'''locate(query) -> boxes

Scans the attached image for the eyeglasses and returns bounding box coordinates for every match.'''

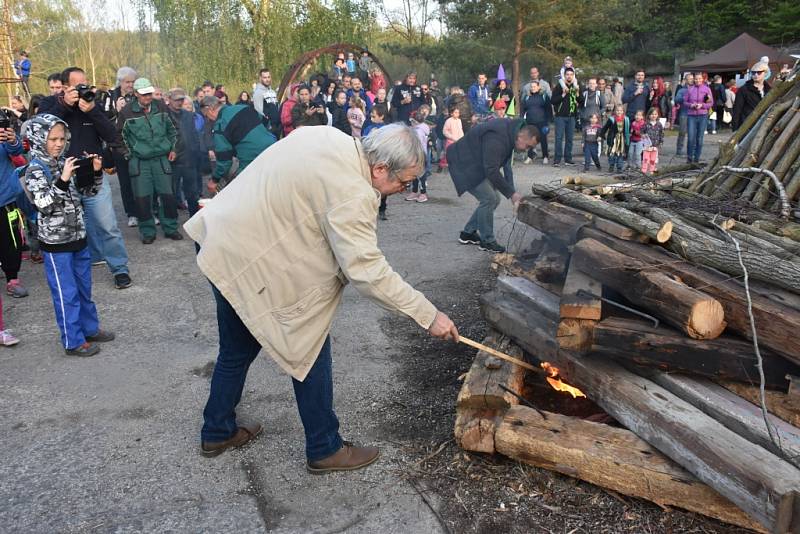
[751,70,766,75]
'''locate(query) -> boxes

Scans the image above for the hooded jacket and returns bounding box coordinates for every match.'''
[522,91,552,125]
[0,137,24,207]
[23,114,102,252]
[447,118,520,198]
[551,83,583,118]
[212,104,276,182]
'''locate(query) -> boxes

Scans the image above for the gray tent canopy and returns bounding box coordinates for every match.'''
[681,33,796,73]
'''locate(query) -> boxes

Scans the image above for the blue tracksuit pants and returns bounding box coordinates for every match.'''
[43,246,100,350]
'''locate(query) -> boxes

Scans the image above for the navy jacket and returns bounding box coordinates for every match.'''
[447,118,518,199]
[622,82,651,117]
[522,92,552,125]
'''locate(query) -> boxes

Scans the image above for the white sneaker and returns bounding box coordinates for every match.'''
[0,330,19,346]
[711,130,717,134]
[155,216,160,226]
[542,157,549,165]
[523,157,532,164]
[127,216,138,227]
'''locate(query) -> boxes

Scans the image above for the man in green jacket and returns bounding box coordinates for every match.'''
[117,77,181,243]
[200,95,276,194]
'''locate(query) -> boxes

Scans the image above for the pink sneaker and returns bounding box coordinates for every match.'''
[405,192,419,201]
[6,279,28,298]
[416,193,429,203]
[0,330,19,346]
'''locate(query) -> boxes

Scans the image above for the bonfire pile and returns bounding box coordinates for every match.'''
[455,148,800,531]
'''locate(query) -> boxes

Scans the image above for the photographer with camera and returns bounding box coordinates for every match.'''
[39,67,133,290]
[109,67,139,227]
[23,114,115,356]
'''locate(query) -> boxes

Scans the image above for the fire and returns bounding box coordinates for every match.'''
[540,362,586,399]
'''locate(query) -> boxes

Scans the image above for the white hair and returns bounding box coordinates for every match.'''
[360,123,424,178]
[116,66,138,85]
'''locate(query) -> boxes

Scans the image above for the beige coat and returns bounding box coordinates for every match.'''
[184,126,437,381]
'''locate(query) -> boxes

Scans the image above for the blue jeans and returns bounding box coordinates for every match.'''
[687,114,708,162]
[464,178,501,243]
[554,116,575,163]
[583,142,600,169]
[43,247,100,349]
[628,141,644,169]
[83,176,129,275]
[202,285,343,461]
[676,114,688,155]
[608,154,624,172]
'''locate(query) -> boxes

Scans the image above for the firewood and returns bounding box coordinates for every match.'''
[480,291,559,363]
[454,407,499,453]
[591,216,649,242]
[456,334,527,410]
[560,261,602,320]
[718,380,800,428]
[578,226,800,364]
[650,373,800,466]
[593,317,797,389]
[530,185,673,243]
[516,197,592,245]
[496,406,766,533]
[496,275,560,322]
[484,288,800,532]
[753,220,800,243]
[556,318,595,353]
[640,206,800,294]
[571,238,726,339]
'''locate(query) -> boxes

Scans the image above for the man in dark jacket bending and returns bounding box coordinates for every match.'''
[447,119,539,253]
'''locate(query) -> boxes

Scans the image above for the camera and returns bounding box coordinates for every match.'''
[75,83,96,102]
[72,155,95,189]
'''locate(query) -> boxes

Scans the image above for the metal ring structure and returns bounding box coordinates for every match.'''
[277,43,393,103]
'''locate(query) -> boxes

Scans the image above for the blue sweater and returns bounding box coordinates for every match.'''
[0,140,24,206]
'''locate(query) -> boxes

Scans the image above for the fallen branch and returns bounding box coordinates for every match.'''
[722,166,790,219]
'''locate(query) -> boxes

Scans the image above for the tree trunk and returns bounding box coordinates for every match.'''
[511,6,523,105]
[496,406,767,533]
[530,185,673,243]
[578,226,800,364]
[571,238,726,339]
[457,334,527,410]
[593,317,797,389]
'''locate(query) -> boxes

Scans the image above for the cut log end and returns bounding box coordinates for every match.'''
[687,300,727,340]
[657,221,673,243]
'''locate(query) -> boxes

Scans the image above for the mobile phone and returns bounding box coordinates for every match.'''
[0,117,10,129]
[73,156,95,189]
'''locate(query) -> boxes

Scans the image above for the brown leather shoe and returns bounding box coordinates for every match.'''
[200,422,262,458]
[306,441,380,474]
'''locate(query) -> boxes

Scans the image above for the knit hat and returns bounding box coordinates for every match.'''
[133,78,155,95]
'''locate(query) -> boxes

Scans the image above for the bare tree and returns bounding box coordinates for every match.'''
[379,0,438,44]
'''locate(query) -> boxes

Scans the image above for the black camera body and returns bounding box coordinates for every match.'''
[75,84,96,102]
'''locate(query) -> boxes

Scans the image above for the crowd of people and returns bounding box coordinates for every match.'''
[0,47,791,475]
[0,51,787,352]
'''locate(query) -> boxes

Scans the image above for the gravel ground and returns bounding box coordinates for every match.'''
[0,129,750,533]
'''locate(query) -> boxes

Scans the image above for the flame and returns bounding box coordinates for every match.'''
[540,362,586,399]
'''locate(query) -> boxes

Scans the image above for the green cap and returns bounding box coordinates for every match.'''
[133,78,155,95]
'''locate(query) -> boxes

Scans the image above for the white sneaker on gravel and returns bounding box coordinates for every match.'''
[0,330,19,346]
[542,157,549,165]
[155,216,160,226]
[127,216,138,227]
[523,157,532,164]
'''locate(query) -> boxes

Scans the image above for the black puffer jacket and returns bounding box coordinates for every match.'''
[732,80,770,131]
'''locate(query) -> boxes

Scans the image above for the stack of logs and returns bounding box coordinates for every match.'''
[691,66,800,215]
[455,180,800,533]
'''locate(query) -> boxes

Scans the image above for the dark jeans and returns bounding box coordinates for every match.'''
[202,285,343,461]
[554,116,575,163]
[171,162,201,216]
[583,142,600,169]
[113,151,137,218]
[527,122,548,158]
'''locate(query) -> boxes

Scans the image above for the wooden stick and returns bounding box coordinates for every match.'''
[458,335,539,372]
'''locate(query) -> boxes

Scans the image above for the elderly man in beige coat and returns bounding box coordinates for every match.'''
[184,124,458,473]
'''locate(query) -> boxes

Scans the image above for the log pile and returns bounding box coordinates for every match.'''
[454,175,800,532]
[690,65,800,217]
